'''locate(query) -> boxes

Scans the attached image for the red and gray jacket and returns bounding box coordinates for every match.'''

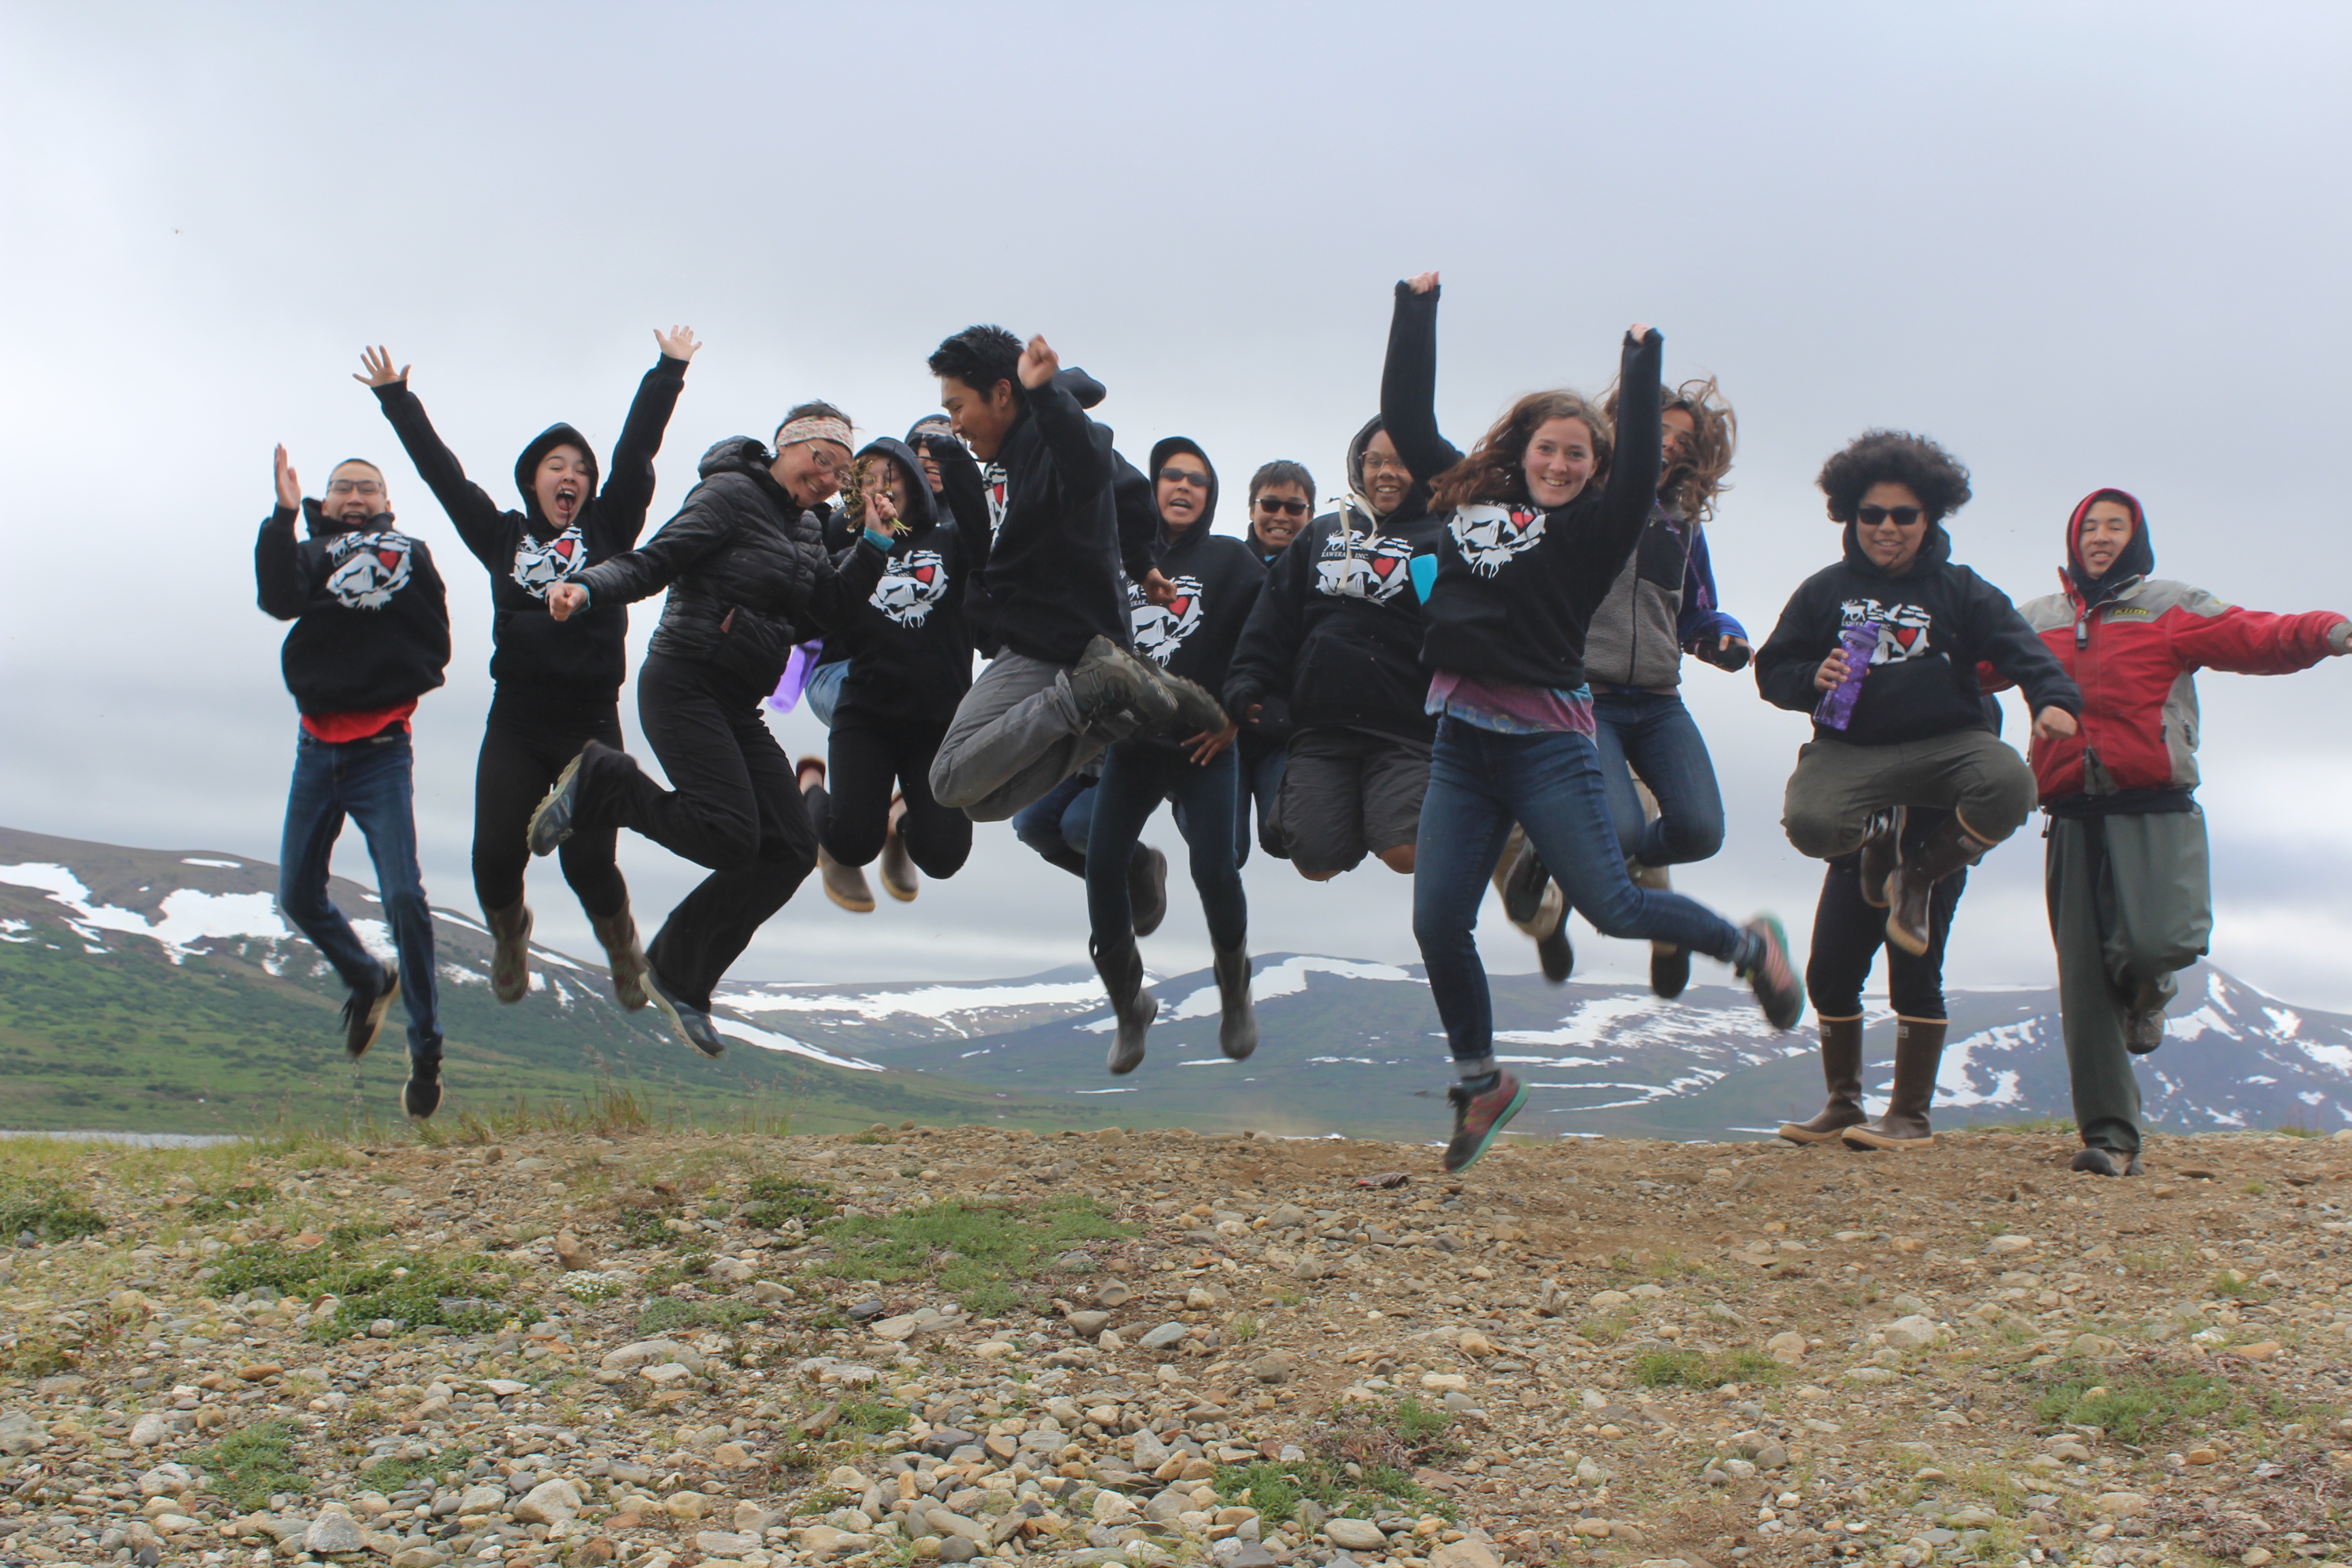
[2004,487,2349,814]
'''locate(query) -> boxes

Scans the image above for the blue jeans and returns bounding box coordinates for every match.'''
[803,658,849,728]
[1413,716,1743,1063]
[1236,738,1288,866]
[1014,773,1096,871]
[1592,690,1725,867]
[277,728,442,1065]
[1086,740,1247,949]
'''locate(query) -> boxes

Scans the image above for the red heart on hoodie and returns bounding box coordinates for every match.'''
[1372,556,1401,578]
[915,565,935,584]
[1891,624,1922,651]
[1170,597,1193,618]
[377,550,402,572]
[555,538,576,561]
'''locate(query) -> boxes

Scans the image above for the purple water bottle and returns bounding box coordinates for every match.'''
[1814,620,1880,730]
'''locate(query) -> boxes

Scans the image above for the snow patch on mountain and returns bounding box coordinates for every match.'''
[0,862,288,962]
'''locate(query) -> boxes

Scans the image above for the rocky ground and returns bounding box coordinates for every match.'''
[5,1121,2352,1568]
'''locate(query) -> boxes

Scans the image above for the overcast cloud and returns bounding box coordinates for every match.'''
[5,2,2349,1009]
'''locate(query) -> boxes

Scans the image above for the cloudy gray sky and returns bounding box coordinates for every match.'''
[6,2,2351,1010]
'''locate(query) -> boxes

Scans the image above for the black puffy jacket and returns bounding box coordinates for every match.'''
[574,438,887,696]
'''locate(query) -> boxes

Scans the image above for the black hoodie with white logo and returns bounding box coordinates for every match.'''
[1127,438,1265,715]
[830,436,994,730]
[255,500,451,716]
[371,353,687,700]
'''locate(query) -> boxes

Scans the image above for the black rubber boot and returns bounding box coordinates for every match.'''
[1091,935,1158,1075]
[1129,845,1169,938]
[1213,943,1258,1060]
[1780,1015,1867,1143]
[1885,816,1992,956]
[1843,1017,1948,1149]
[483,899,532,1004]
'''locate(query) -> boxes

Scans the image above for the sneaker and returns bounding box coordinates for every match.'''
[1650,943,1690,1000]
[1130,845,1169,938]
[403,1059,443,1121]
[1738,915,1805,1031]
[2070,1145,2144,1177]
[1443,1071,1528,1174]
[1067,636,1178,726]
[1501,839,1548,926]
[1536,923,1573,984]
[819,845,877,913]
[2125,1008,2166,1055]
[527,745,602,856]
[342,963,398,1061]
[644,964,726,1060]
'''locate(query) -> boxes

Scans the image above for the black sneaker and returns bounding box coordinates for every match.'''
[403,1059,443,1120]
[1738,915,1805,1031]
[1130,845,1169,938]
[342,962,398,1061]
[1650,943,1690,1000]
[1536,923,1573,983]
[644,964,726,1060]
[527,742,611,857]
[2070,1145,2143,1177]
[1443,1071,1527,1174]
[2125,1008,2166,1055]
[1501,840,1548,926]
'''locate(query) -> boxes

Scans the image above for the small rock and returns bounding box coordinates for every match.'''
[513,1479,581,1524]
[1987,1234,2036,1254]
[129,1412,171,1448]
[304,1514,368,1555]
[1420,1372,1468,1391]
[666,1490,712,1521]
[1068,1310,1111,1337]
[1093,1490,1140,1524]
[1766,1331,1807,1364]
[458,1484,506,1512]
[1848,1367,1897,1384]
[2243,1550,2276,1567]
[1573,1519,1614,1538]
[2094,1492,2151,1517]
[1249,1350,1296,1384]
[696,1531,762,1556]
[710,1441,753,1467]
[873,1313,923,1342]
[2237,1340,2283,1361]
[2072,1334,2122,1358]
[1325,1519,1388,1551]
[1882,1314,1942,1350]
[1589,1290,1633,1310]
[799,1524,875,1557]
[1139,1322,1189,1350]
[1098,1328,1124,1352]
[480,1378,530,1397]
[1097,1280,1135,1307]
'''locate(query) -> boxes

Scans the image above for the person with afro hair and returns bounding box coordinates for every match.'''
[1754,429,2082,1151]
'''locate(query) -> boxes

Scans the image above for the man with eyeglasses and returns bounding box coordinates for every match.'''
[255,446,453,1119]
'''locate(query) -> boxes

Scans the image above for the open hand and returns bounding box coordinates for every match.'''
[1406,271,1439,294]
[1185,723,1240,766]
[353,346,408,388]
[2033,706,2079,742]
[1017,334,1060,389]
[1814,649,1854,692]
[548,583,587,622]
[655,324,702,361]
[273,445,301,510]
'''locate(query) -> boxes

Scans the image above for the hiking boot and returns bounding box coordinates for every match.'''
[528,741,620,856]
[1129,845,1169,938]
[483,899,532,1004]
[1857,806,1905,909]
[2126,1008,2166,1055]
[403,1058,442,1120]
[1067,636,1178,726]
[1443,1071,1528,1174]
[644,964,726,1060]
[590,904,649,1011]
[1138,660,1228,736]
[796,754,826,793]
[1499,830,1547,926]
[879,794,919,902]
[1780,1014,1867,1144]
[1843,1017,1948,1150]
[342,962,398,1061]
[2070,1145,2144,1177]
[1738,915,1805,1030]
[1536,921,1574,984]
[818,843,876,913]
[1092,935,1158,1075]
[1650,945,1690,1000]
[1213,943,1258,1061]
[1885,814,1993,957]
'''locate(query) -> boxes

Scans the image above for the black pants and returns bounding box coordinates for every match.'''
[822,720,971,877]
[601,653,817,1011]
[473,694,627,917]
[1806,808,1967,1019]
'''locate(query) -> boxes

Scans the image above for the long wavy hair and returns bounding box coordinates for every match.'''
[1427,391,1614,512]
[1604,376,1735,525]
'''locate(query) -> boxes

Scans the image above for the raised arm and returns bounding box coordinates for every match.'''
[598,328,699,543]
[255,446,310,621]
[1019,335,1111,499]
[359,347,508,572]
[1379,274,1463,486]
[1564,327,1665,609]
[2163,595,2351,674]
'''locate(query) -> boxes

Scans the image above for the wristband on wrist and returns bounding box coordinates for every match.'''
[864,527,896,551]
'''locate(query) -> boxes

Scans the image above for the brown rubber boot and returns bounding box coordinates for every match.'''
[1857,805,1905,909]
[1778,1014,1867,1143]
[590,904,650,1011]
[1843,1017,1949,1149]
[483,899,532,1004]
[879,793,919,903]
[1884,815,1993,956]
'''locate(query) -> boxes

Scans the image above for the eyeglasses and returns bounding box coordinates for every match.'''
[1254,496,1309,517]
[805,446,853,477]
[1158,468,1209,489]
[1856,505,1925,528]
[326,479,383,497]
[1360,453,1409,476]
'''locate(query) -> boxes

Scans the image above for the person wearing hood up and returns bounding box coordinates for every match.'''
[1084,438,1269,1074]
[1757,430,2082,1152]
[1999,489,2351,1175]
[359,330,696,1013]
[255,446,451,1119]
[1222,419,1447,883]
[527,406,892,1060]
[798,434,992,912]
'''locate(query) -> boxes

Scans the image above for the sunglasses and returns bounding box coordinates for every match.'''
[1158,468,1210,489]
[1856,504,1925,527]
[326,480,383,497]
[1254,496,1309,517]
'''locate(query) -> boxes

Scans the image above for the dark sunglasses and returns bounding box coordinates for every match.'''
[1254,495,1309,517]
[1856,504,1925,527]
[1158,467,1210,489]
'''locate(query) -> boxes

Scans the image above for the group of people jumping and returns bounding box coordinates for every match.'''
[253,277,2351,1175]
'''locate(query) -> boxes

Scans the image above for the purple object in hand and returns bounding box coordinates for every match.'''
[1814,619,1880,730]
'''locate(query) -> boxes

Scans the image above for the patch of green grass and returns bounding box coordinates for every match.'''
[1578,1307,1635,1345]
[2241,1181,2269,1198]
[184,1183,274,1222]
[836,1399,911,1435]
[195,1421,310,1512]
[1215,1452,1452,1526]
[613,1204,680,1248]
[2212,1270,2269,1302]
[357,1446,474,1493]
[636,1298,772,1335]
[849,1132,892,1146]
[201,1235,509,1339]
[742,1177,836,1231]
[2027,1357,2283,1444]
[1631,1346,1786,1389]
[0,1174,106,1241]
[811,1196,1134,1314]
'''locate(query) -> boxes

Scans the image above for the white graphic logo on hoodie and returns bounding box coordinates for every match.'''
[1128,574,1205,666]
[1316,528,1416,602]
[870,549,951,627]
[1449,503,1546,577]
[510,525,586,599]
[324,532,415,610]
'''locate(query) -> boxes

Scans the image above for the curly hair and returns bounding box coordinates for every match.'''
[1816,430,1972,523]
[1604,377,1735,525]
[1428,391,1613,513]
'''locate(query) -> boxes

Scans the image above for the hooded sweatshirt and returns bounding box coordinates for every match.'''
[1125,439,1266,715]
[255,499,451,717]
[371,353,687,703]
[1223,416,1447,742]
[2002,488,2349,812]
[830,437,992,730]
[1754,517,2081,746]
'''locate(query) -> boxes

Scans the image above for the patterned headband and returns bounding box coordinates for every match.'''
[775,416,853,452]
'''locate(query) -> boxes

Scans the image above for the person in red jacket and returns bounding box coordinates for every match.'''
[2014,489,2350,1175]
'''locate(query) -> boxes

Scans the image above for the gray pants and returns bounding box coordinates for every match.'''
[1782,728,2038,859]
[2046,808,2211,1154]
[928,652,1132,822]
